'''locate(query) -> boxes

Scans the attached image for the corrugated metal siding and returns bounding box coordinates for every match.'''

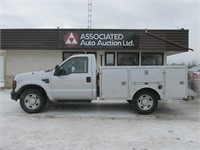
[1,29,59,49]
[0,29,188,51]
[138,30,188,51]
[139,31,166,51]
[164,30,188,51]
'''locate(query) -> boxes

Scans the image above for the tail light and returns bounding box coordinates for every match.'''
[192,73,200,79]
[188,73,193,79]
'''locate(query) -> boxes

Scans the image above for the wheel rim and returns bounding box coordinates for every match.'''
[24,94,40,110]
[137,94,153,111]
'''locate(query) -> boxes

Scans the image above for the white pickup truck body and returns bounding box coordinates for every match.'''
[11,54,188,114]
[100,66,187,100]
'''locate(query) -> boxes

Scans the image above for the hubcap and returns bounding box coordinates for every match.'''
[24,94,40,110]
[29,98,36,105]
[141,99,149,106]
[137,94,153,110]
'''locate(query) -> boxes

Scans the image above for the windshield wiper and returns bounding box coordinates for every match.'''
[45,68,53,72]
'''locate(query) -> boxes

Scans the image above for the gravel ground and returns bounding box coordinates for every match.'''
[0,90,200,150]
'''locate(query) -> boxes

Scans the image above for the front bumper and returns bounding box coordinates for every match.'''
[11,91,19,101]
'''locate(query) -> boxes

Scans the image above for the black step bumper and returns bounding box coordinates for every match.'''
[11,91,19,101]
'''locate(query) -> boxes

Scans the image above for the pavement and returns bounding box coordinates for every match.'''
[0,90,200,150]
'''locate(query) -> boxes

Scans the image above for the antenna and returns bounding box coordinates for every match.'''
[88,0,92,29]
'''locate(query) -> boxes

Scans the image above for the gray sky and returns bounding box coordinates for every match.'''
[1,0,199,64]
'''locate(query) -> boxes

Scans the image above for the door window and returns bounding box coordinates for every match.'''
[60,57,88,75]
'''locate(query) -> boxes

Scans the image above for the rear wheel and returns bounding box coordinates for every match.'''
[132,90,158,114]
[20,89,46,113]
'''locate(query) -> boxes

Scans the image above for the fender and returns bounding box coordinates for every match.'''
[15,78,54,101]
[130,84,163,100]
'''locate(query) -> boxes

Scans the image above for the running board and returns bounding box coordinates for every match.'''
[56,100,92,103]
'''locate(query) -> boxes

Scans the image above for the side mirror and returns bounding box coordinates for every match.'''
[54,65,60,76]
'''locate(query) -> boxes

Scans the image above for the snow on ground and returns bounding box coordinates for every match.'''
[0,90,200,150]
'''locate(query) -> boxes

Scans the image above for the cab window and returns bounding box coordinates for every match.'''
[60,57,88,75]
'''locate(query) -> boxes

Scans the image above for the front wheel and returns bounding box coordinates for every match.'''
[132,91,158,114]
[20,89,46,113]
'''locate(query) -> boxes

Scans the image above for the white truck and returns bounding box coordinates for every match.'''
[11,54,188,114]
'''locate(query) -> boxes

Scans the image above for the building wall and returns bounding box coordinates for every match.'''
[1,29,189,52]
[4,49,168,88]
[0,51,5,82]
[5,50,62,88]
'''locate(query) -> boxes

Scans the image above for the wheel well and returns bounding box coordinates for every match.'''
[18,85,48,100]
[132,88,161,101]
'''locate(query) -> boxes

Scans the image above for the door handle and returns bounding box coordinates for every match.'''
[86,77,91,83]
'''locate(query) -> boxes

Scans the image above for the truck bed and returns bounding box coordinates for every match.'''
[99,66,188,100]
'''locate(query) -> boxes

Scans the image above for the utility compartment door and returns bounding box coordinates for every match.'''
[164,68,187,98]
[130,68,163,83]
[100,68,128,99]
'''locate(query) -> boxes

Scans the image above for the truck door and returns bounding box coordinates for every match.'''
[51,56,93,100]
[100,68,128,99]
[164,68,187,99]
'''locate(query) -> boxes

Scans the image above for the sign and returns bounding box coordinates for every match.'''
[64,32,79,47]
[60,30,139,49]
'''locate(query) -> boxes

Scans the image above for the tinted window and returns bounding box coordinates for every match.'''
[141,53,163,65]
[117,53,139,66]
[60,57,88,75]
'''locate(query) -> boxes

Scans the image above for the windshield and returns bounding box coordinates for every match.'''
[189,66,200,72]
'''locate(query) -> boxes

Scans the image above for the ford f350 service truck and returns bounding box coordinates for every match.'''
[11,54,188,114]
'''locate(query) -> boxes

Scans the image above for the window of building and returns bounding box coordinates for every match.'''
[141,53,163,65]
[117,53,139,66]
[86,52,97,59]
[63,52,84,61]
[60,57,88,75]
[105,52,115,66]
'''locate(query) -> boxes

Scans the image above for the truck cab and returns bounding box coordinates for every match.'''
[11,54,97,113]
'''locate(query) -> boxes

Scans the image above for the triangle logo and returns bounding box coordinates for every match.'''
[72,39,77,44]
[65,38,72,44]
[69,33,75,39]
[64,32,79,47]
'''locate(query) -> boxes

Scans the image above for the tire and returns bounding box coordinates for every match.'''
[20,89,46,113]
[132,90,158,114]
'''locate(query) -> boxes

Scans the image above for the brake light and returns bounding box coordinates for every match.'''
[188,74,193,79]
[192,73,200,79]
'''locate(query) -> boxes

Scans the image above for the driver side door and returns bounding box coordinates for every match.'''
[51,56,93,100]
